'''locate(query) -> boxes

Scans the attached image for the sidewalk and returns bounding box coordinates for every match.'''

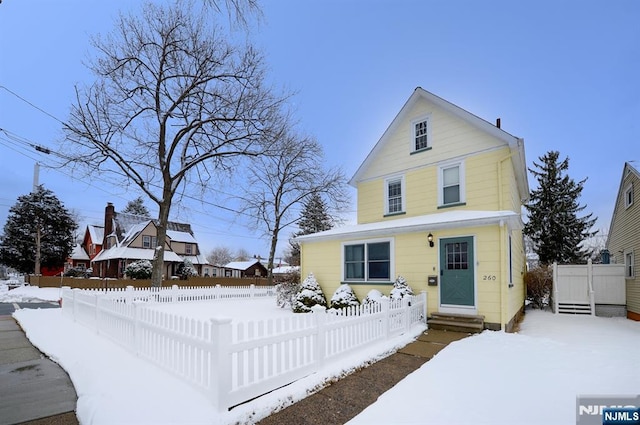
[0,316,77,425]
[257,329,470,425]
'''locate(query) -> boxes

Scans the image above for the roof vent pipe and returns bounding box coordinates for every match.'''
[496,118,501,128]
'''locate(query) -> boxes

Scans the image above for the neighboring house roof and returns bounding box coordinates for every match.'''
[272,265,299,275]
[92,246,183,263]
[87,225,104,245]
[184,254,209,265]
[71,244,90,261]
[295,210,522,243]
[224,260,262,271]
[349,87,529,202]
[167,230,197,244]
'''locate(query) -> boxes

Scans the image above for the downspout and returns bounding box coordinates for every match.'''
[497,153,513,329]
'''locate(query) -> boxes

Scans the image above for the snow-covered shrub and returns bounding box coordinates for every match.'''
[176,259,198,280]
[275,270,301,308]
[363,289,385,305]
[329,284,359,310]
[292,273,327,313]
[124,260,152,279]
[390,275,413,301]
[524,265,552,309]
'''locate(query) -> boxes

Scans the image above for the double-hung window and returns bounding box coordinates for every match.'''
[411,115,431,153]
[343,239,393,282]
[385,176,405,215]
[438,162,465,207]
[142,235,157,249]
[625,251,634,278]
[185,244,193,255]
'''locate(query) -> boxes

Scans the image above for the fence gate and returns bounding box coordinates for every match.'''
[552,260,626,316]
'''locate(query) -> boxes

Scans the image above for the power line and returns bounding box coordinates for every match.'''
[0,85,66,125]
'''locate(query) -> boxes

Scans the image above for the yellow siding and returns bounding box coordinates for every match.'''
[608,167,640,315]
[356,147,519,224]
[300,224,523,328]
[357,96,507,184]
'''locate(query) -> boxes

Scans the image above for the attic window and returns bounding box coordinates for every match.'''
[411,115,432,153]
[624,184,634,208]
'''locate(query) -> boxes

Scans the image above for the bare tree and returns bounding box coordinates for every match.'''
[207,246,234,266]
[234,248,250,261]
[240,128,347,285]
[62,1,286,286]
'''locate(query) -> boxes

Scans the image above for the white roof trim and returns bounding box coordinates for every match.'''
[295,210,522,243]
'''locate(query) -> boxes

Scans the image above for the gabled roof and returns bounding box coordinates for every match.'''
[167,230,197,244]
[295,210,522,243]
[70,243,90,261]
[224,260,262,271]
[606,162,640,247]
[87,225,104,245]
[349,87,529,201]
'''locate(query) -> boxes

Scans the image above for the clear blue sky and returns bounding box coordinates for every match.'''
[1,0,638,257]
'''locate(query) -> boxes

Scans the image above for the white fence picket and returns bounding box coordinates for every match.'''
[60,285,426,413]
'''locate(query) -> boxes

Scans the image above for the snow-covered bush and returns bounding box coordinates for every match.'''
[124,260,152,279]
[390,275,413,301]
[362,289,385,305]
[329,284,359,310]
[524,265,552,309]
[176,259,198,280]
[275,271,301,308]
[292,273,327,313]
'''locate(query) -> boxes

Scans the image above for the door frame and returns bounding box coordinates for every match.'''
[438,234,478,315]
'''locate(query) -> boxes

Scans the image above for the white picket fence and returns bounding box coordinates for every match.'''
[61,285,427,412]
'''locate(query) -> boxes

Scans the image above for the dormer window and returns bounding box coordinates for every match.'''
[185,244,193,255]
[411,115,432,153]
[142,235,157,249]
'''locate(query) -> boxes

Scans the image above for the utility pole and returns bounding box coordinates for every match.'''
[33,162,41,275]
[33,162,40,191]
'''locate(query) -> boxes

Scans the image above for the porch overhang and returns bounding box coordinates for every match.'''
[295,210,522,244]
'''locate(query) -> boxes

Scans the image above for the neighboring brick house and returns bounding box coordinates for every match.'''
[91,203,209,278]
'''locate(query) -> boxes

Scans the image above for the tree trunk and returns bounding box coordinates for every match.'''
[151,199,171,288]
[34,225,41,275]
[266,228,279,286]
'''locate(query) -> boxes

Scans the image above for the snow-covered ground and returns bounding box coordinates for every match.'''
[4,283,640,425]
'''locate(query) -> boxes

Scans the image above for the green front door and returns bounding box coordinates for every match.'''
[440,236,475,307]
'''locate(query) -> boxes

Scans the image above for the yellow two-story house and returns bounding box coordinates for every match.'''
[296,87,529,332]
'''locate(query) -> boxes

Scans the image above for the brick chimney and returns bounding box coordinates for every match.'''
[104,203,115,247]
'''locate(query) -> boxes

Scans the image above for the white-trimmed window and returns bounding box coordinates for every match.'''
[438,161,465,206]
[343,239,393,282]
[625,184,634,208]
[625,251,634,278]
[411,115,431,152]
[185,244,193,255]
[385,176,405,215]
[142,235,157,249]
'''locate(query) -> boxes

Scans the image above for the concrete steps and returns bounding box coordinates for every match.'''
[427,312,485,333]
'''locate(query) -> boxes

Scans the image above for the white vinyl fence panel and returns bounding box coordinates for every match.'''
[61,284,427,412]
[553,260,625,316]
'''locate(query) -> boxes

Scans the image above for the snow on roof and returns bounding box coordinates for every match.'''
[120,221,151,247]
[92,246,183,263]
[295,210,522,243]
[71,244,90,261]
[183,254,209,265]
[272,265,299,275]
[224,260,261,270]
[166,230,197,243]
[87,225,104,245]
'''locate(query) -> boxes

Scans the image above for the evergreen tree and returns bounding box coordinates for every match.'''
[289,194,335,265]
[329,284,359,310]
[292,273,327,313]
[122,196,150,217]
[390,275,414,300]
[524,151,597,264]
[0,186,77,274]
